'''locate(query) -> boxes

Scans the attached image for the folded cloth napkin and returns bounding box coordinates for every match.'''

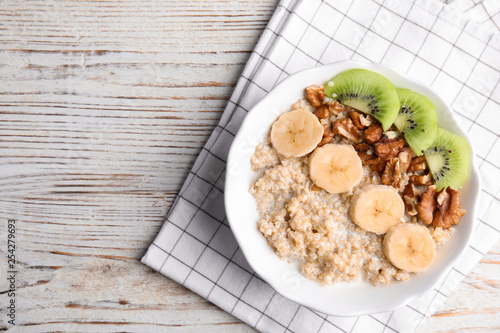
[142,0,500,331]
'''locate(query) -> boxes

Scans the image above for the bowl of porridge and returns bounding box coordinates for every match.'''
[224,61,480,316]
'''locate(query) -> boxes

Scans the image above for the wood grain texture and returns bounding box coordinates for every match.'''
[0,0,498,332]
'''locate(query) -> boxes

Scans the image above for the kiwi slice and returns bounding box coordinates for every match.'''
[393,88,438,156]
[424,128,470,191]
[324,69,400,131]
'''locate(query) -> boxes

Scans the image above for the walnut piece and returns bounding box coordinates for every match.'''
[327,100,345,115]
[403,183,419,216]
[409,173,433,186]
[417,185,437,225]
[381,157,401,188]
[373,137,405,159]
[305,85,325,108]
[363,123,383,144]
[360,154,380,166]
[354,143,371,152]
[349,111,372,129]
[317,122,334,147]
[371,159,388,172]
[398,147,413,173]
[408,155,427,172]
[332,118,362,143]
[313,105,329,119]
[354,143,379,165]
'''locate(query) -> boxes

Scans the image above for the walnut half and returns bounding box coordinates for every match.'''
[381,157,401,188]
[417,185,437,225]
[403,183,419,216]
[363,123,383,144]
[381,142,412,189]
[398,147,413,173]
[305,85,325,108]
[417,186,466,228]
[433,188,466,228]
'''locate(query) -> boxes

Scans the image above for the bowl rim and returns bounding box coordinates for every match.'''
[224,60,481,316]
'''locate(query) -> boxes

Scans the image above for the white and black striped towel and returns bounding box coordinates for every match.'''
[142,0,500,331]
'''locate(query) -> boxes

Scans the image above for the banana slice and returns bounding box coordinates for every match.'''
[270,108,324,158]
[383,223,436,273]
[308,144,363,194]
[350,185,404,234]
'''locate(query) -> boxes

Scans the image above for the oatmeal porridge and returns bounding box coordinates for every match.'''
[248,69,469,286]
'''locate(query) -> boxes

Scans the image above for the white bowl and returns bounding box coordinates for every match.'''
[224,61,480,316]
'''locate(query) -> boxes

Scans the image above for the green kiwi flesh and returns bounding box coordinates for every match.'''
[324,69,400,131]
[393,88,438,156]
[424,128,470,191]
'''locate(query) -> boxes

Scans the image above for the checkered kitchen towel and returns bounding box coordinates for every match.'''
[142,0,500,332]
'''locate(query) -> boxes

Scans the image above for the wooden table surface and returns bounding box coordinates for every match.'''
[0,0,499,332]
